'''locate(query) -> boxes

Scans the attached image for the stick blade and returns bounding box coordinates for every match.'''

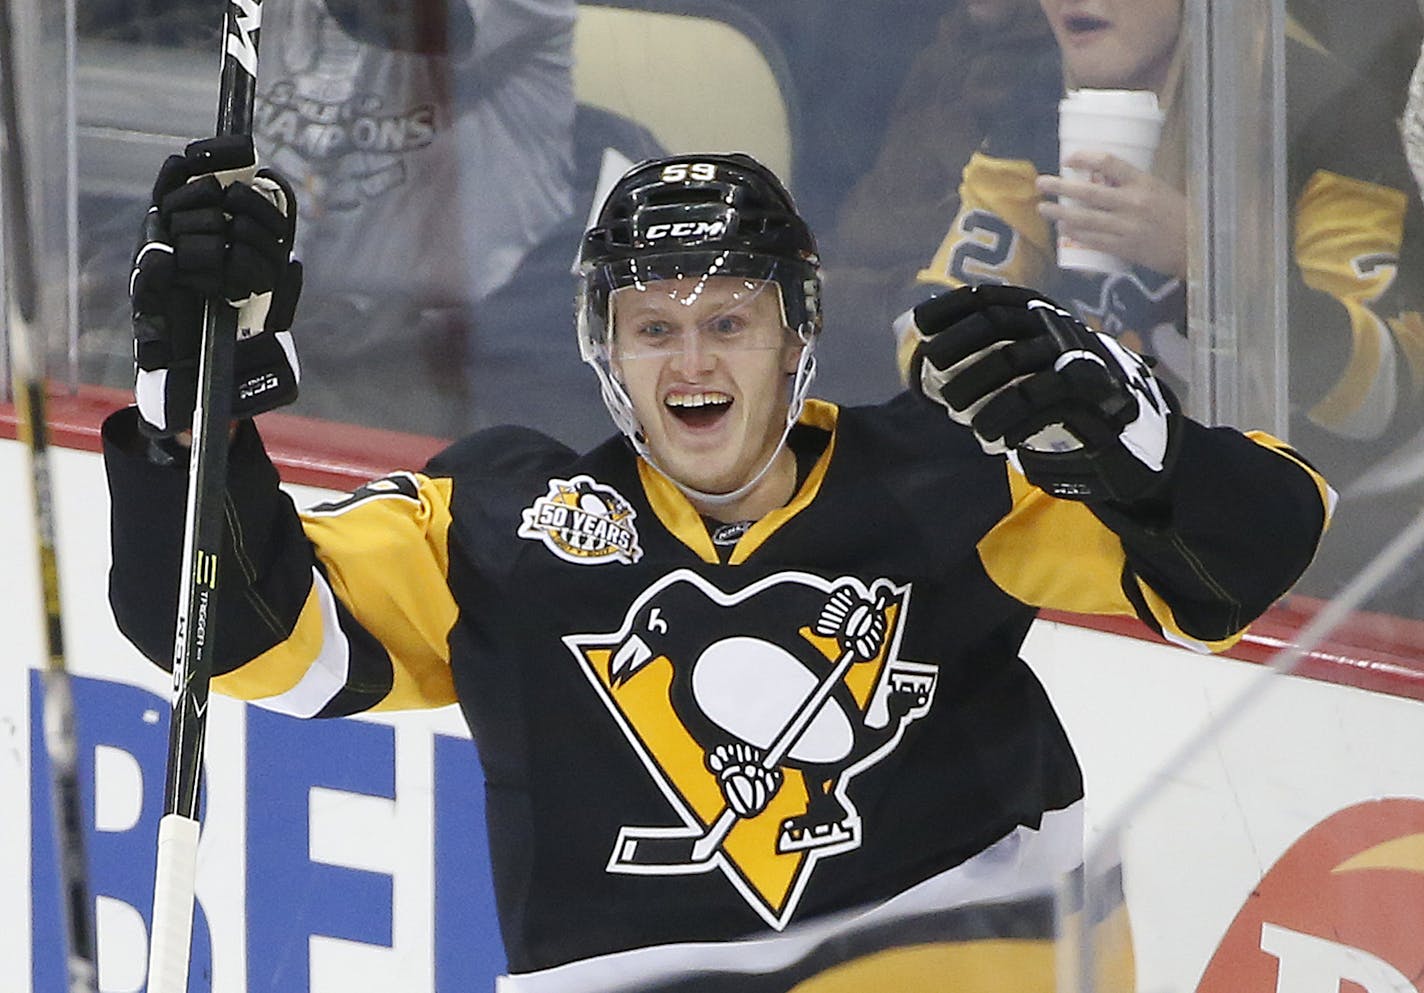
[608,826,722,873]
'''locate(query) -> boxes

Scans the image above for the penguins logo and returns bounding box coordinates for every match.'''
[564,569,937,928]
[518,475,642,565]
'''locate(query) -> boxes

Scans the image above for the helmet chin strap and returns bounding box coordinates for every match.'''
[601,335,818,513]
[637,412,798,509]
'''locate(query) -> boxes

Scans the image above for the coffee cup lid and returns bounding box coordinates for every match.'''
[1060,88,1164,121]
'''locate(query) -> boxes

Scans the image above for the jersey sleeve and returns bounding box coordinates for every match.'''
[976,419,1334,651]
[1284,41,1424,449]
[1290,168,1424,442]
[898,151,1055,372]
[103,407,459,718]
[915,151,1054,292]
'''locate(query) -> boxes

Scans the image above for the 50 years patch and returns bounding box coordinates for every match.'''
[517,475,643,565]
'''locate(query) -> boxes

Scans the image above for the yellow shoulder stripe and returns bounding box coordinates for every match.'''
[639,400,842,566]
[639,460,719,564]
[731,400,839,565]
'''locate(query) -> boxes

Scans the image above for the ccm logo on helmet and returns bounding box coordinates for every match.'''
[643,220,728,241]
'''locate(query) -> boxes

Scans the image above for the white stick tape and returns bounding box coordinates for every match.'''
[146,814,202,993]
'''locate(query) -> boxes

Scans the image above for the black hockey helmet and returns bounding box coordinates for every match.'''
[576,153,822,443]
[577,153,822,350]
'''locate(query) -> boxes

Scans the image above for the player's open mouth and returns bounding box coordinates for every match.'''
[1063,13,1110,36]
[666,391,733,429]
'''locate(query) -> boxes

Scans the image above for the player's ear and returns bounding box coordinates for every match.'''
[780,328,804,374]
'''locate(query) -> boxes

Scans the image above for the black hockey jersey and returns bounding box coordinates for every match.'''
[103,394,1329,985]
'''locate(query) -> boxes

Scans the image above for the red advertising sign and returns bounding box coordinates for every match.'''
[1197,797,1424,992]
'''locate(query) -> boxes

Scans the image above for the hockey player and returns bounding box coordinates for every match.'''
[105,138,1332,990]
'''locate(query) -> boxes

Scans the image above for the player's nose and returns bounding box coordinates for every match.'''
[671,327,717,375]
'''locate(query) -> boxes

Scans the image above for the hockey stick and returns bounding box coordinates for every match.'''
[0,1,99,989]
[611,592,888,870]
[145,3,263,992]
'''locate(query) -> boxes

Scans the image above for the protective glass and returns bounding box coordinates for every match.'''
[608,275,793,362]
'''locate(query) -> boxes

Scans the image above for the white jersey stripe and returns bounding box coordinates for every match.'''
[496,801,1085,993]
[249,568,352,718]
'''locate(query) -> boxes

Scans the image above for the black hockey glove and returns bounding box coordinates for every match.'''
[905,284,1180,503]
[130,135,303,437]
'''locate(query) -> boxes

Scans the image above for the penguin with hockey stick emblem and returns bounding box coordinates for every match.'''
[598,572,937,869]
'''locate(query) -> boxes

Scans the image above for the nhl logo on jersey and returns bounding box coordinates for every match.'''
[518,475,643,565]
[563,569,938,929]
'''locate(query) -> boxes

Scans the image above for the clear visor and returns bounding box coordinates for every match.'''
[609,275,793,362]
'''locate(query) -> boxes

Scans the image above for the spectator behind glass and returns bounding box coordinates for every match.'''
[911,0,1424,617]
[816,0,1060,406]
[78,0,646,448]
[255,0,606,445]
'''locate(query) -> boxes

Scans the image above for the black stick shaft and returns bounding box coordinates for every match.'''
[148,4,262,991]
[0,1,99,990]
[163,0,262,827]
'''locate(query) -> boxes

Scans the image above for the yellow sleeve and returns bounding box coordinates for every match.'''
[1294,169,1424,438]
[977,429,1333,654]
[916,151,1053,291]
[213,471,459,715]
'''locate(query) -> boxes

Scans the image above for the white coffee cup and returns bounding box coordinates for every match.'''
[1056,88,1165,274]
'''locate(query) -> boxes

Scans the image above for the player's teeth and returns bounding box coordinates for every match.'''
[667,392,730,408]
